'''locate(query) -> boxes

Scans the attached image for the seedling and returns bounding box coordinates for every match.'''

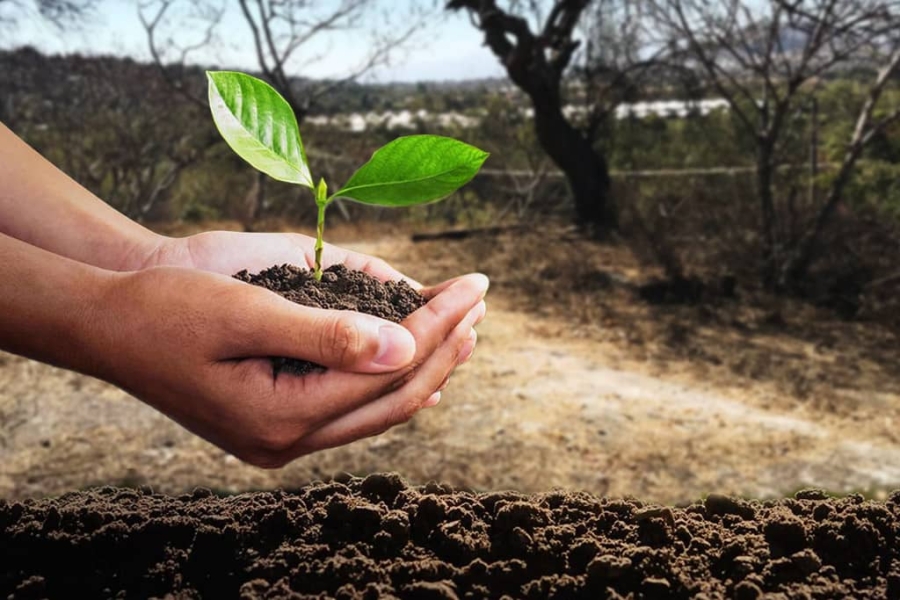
[206,71,489,280]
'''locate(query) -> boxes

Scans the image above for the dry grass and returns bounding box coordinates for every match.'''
[396,221,900,423]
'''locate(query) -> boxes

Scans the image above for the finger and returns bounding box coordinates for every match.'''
[468,300,487,326]
[458,329,478,365]
[313,242,421,289]
[400,274,488,355]
[419,274,489,300]
[338,249,422,289]
[291,302,481,452]
[178,231,315,275]
[259,273,489,430]
[222,283,416,373]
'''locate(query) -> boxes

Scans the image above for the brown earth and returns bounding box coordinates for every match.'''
[1,224,900,505]
[0,475,900,600]
[3,476,900,599]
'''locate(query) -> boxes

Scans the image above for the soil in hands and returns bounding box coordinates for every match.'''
[233,264,425,376]
[3,476,900,600]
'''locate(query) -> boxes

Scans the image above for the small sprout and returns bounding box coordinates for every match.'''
[207,70,489,280]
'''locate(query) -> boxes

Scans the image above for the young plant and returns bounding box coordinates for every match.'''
[206,71,489,280]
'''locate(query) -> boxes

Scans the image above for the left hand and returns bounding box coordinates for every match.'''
[145,230,419,287]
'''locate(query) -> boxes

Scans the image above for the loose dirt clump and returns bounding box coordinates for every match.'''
[3,476,899,599]
[233,263,425,376]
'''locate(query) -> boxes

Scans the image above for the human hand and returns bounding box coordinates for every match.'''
[146,230,416,286]
[145,227,482,374]
[0,122,487,466]
[86,264,487,467]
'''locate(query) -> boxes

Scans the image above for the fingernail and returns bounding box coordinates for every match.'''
[423,391,442,407]
[458,329,477,364]
[438,375,451,391]
[373,324,415,369]
[472,273,490,298]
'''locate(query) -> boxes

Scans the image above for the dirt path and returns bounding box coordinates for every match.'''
[432,302,900,501]
[1,236,899,504]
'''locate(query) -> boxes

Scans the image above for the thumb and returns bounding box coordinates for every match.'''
[229,289,417,373]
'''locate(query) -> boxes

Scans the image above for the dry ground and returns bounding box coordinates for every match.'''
[2,222,899,504]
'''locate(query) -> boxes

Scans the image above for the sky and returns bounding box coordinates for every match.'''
[2,0,507,83]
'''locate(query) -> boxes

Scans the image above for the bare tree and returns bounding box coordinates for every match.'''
[62,62,214,222]
[139,0,224,107]
[139,0,431,122]
[780,43,900,287]
[1,49,215,221]
[647,0,900,288]
[140,0,430,228]
[446,0,658,233]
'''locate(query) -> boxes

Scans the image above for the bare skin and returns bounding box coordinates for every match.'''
[0,122,487,468]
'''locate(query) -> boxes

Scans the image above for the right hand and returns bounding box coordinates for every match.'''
[86,265,488,467]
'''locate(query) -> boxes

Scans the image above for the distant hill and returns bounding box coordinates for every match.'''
[0,46,208,122]
[0,46,507,120]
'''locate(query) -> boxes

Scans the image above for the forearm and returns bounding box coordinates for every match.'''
[0,122,165,271]
[0,231,110,375]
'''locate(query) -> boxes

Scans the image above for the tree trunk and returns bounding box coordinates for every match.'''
[242,172,266,232]
[777,153,859,289]
[532,101,615,231]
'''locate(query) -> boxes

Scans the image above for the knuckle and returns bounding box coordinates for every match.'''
[322,317,364,365]
[250,426,299,462]
[384,396,421,430]
[388,359,424,392]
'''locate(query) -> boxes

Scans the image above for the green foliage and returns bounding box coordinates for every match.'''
[844,161,900,217]
[207,71,313,187]
[207,71,488,278]
[607,109,753,171]
[337,135,488,206]
[181,201,221,223]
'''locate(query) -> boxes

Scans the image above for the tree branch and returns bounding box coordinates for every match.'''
[139,0,220,108]
[448,0,538,89]
[780,42,900,285]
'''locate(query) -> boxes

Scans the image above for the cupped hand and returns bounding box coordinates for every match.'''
[147,230,417,287]
[89,264,488,467]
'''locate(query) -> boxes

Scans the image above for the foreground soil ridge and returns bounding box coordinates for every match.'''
[2,474,899,599]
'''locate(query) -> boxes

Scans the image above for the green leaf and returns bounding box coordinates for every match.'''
[335,135,488,206]
[207,71,312,187]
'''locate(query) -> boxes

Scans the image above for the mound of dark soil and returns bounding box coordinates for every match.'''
[233,264,425,376]
[2,476,899,599]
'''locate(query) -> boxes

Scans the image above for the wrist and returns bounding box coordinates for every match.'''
[0,233,119,377]
[71,268,134,382]
[112,231,172,271]
[0,124,173,272]
[59,268,122,379]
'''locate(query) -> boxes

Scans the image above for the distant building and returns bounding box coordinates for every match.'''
[306,99,730,132]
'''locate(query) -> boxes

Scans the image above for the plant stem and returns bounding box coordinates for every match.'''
[314,178,328,281]
[315,204,326,281]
